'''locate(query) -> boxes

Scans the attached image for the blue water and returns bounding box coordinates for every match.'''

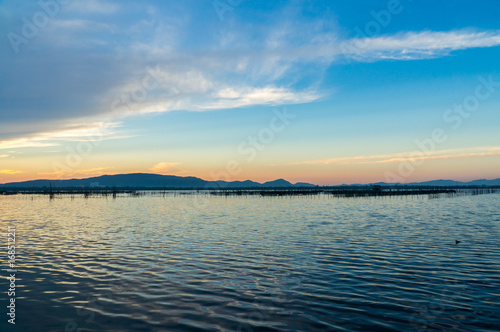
[1,193,499,331]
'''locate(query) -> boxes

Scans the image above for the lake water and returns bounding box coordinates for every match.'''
[1,193,499,331]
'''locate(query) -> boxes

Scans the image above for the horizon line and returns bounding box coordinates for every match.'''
[1,172,499,187]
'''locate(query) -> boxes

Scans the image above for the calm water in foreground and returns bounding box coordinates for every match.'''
[1,193,499,332]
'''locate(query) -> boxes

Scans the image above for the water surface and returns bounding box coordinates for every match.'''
[1,193,499,331]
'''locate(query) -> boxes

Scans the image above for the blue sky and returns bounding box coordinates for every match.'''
[1,0,499,184]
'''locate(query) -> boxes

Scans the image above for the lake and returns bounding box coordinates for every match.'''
[1,193,499,331]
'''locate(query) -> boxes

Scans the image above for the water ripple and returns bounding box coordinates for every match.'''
[0,193,499,331]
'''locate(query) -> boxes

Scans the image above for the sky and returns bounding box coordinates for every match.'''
[1,0,500,185]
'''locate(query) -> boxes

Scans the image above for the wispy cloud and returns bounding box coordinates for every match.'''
[255,29,500,62]
[285,147,500,166]
[66,0,119,14]
[38,167,114,179]
[0,122,121,150]
[0,139,60,150]
[50,19,111,31]
[338,29,500,61]
[0,169,23,175]
[202,87,322,110]
[150,162,186,175]
[66,167,112,177]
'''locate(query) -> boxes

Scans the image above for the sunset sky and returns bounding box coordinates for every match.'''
[1,0,500,185]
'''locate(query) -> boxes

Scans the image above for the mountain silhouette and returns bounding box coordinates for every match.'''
[0,173,315,189]
[1,173,499,189]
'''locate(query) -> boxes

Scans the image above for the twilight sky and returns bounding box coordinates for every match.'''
[1,0,500,185]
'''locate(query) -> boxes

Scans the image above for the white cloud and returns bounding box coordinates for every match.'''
[50,19,112,32]
[66,0,119,14]
[337,29,500,61]
[150,162,186,175]
[202,87,322,110]
[109,29,500,117]
[286,147,500,166]
[0,122,121,150]
[0,170,23,175]
[0,139,60,150]
[38,167,113,179]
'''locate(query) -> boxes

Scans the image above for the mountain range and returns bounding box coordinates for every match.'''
[0,173,315,189]
[410,179,500,186]
[1,173,499,189]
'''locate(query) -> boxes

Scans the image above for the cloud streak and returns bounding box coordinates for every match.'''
[149,162,186,175]
[0,170,23,175]
[338,29,500,61]
[37,167,114,179]
[0,122,121,150]
[285,147,500,166]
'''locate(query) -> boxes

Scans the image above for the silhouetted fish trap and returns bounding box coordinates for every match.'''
[1,187,498,199]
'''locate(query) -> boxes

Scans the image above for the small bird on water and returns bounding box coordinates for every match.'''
[455,240,461,244]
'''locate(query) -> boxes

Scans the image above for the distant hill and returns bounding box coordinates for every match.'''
[294,182,318,187]
[0,173,316,189]
[1,173,499,189]
[262,179,293,187]
[407,178,500,186]
[408,179,463,186]
[373,178,500,187]
[463,178,500,186]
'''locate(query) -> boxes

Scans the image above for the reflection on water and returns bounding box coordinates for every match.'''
[1,193,499,331]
